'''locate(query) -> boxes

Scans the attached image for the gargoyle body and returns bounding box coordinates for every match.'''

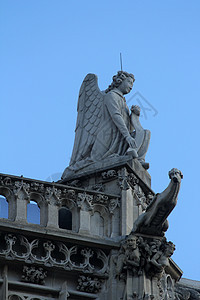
[132,168,183,236]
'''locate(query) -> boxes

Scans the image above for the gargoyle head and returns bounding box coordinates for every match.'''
[168,168,183,183]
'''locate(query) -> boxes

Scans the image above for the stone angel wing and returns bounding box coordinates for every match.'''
[69,74,104,166]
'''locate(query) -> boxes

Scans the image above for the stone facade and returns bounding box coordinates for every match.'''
[1,158,199,299]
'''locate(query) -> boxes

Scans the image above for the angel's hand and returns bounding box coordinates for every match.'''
[126,136,137,148]
[131,105,141,116]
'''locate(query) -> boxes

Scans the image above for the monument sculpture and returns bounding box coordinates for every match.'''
[62,71,151,181]
[0,70,199,299]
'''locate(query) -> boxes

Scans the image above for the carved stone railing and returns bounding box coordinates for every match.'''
[0,231,109,276]
[0,173,120,236]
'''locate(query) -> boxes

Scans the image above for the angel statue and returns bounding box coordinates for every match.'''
[62,71,151,180]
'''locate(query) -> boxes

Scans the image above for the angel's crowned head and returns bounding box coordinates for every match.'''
[105,71,135,95]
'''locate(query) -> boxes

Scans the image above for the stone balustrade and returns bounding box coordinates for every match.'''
[0,173,120,237]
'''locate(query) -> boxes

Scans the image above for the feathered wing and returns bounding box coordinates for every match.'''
[69,73,104,166]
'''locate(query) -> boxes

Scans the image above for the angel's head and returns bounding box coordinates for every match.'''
[105,71,135,95]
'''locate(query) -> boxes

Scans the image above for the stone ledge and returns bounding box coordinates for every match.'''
[60,155,152,191]
[179,278,200,290]
[0,219,120,249]
[0,172,120,199]
[166,258,183,281]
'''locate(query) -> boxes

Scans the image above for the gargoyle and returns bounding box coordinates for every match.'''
[132,168,183,236]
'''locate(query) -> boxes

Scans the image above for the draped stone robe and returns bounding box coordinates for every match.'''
[90,88,132,161]
[67,88,133,173]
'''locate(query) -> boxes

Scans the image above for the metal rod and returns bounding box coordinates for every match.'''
[120,53,123,71]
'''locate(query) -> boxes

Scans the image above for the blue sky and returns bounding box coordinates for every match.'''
[1,1,200,280]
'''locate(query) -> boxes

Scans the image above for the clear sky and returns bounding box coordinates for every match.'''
[1,1,200,281]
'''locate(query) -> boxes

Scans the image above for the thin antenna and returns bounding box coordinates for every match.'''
[120,53,123,71]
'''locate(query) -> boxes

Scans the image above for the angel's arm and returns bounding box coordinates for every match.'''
[104,92,131,139]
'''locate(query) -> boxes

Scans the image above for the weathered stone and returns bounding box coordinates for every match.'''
[62,71,151,181]
[132,168,183,236]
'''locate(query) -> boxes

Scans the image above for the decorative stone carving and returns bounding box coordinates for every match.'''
[77,192,93,210]
[134,189,154,210]
[115,234,175,279]
[30,182,45,192]
[132,168,183,236]
[62,188,76,199]
[77,275,103,293]
[45,186,62,205]
[93,194,109,204]
[21,266,47,284]
[3,234,17,259]
[145,240,176,279]
[102,170,117,180]
[2,176,12,186]
[127,173,140,188]
[0,233,109,275]
[80,248,94,272]
[14,181,30,194]
[13,180,30,201]
[0,174,119,222]
[92,194,120,215]
[108,198,120,214]
[116,235,141,277]
[175,284,200,300]
[146,192,154,205]
[91,183,104,192]
[157,273,175,300]
[175,286,190,300]
[62,71,151,181]
[76,191,119,215]
[118,171,139,190]
[134,189,147,210]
